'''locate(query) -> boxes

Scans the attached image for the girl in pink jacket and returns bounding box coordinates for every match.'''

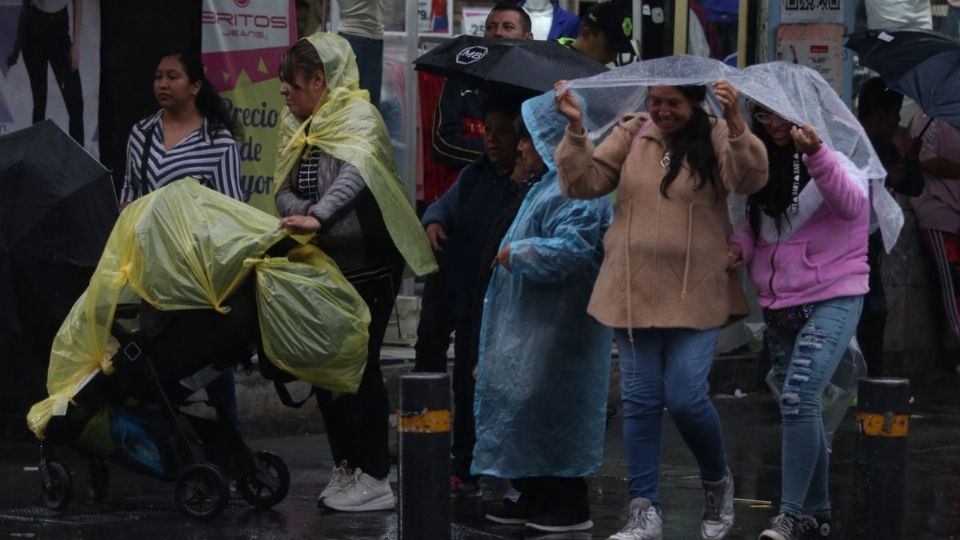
[728,106,869,540]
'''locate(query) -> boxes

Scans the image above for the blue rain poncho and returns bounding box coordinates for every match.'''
[471,137,613,477]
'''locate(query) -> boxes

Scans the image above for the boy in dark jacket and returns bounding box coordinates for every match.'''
[420,95,524,494]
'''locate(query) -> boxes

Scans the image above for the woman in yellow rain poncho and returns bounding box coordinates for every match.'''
[273,32,435,513]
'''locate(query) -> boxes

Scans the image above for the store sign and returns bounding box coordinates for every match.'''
[462,7,492,36]
[202,0,296,213]
[201,0,291,52]
[781,0,844,25]
[776,24,845,98]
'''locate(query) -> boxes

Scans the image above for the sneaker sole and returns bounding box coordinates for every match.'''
[608,532,662,540]
[323,493,395,512]
[702,521,734,539]
[484,514,527,525]
[526,519,594,532]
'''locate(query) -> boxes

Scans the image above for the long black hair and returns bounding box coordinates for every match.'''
[159,49,241,138]
[658,85,720,199]
[745,108,810,234]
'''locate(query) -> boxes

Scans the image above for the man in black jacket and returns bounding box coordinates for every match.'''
[413,2,533,373]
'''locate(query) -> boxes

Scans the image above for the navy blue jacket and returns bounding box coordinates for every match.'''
[421,155,518,316]
[431,80,485,167]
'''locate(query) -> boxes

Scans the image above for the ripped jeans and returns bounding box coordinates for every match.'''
[765,295,863,518]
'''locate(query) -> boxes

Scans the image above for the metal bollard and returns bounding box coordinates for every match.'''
[853,377,910,540]
[398,373,451,540]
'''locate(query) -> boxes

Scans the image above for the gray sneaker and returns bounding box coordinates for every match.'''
[607,497,663,540]
[758,513,802,540]
[701,468,735,539]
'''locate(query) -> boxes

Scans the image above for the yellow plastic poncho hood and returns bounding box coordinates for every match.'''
[27,181,371,438]
[276,32,437,276]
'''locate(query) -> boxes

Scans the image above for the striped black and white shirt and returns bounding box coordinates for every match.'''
[119,110,242,203]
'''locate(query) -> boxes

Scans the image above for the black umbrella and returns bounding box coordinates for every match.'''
[846,29,960,131]
[413,35,607,93]
[0,121,118,419]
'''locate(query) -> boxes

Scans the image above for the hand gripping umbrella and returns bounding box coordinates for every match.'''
[413,35,607,93]
[846,29,960,131]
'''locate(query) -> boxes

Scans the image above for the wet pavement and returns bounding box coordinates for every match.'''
[1,371,959,539]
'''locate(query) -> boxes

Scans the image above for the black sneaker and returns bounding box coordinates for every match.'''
[800,515,831,539]
[484,498,532,525]
[758,513,802,540]
[526,510,593,532]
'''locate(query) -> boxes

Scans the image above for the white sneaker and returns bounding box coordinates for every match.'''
[608,497,663,540]
[317,460,352,503]
[322,468,395,512]
[701,468,735,539]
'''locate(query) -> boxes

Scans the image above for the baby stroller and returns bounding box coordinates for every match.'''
[37,274,290,519]
[28,181,370,520]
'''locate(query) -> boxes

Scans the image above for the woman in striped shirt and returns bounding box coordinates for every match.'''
[118,49,244,429]
[119,50,242,207]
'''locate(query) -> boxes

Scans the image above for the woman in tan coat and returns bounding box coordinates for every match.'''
[554,81,768,540]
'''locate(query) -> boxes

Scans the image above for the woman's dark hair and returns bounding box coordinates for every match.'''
[512,114,530,139]
[279,39,325,89]
[658,85,720,199]
[160,49,241,138]
[745,106,808,234]
[857,77,903,122]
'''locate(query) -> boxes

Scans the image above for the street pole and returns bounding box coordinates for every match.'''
[398,373,450,540]
[853,377,910,540]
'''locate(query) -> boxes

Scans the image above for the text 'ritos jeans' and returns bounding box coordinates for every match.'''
[765,295,863,518]
[615,327,727,506]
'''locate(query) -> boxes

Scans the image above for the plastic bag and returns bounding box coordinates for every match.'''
[526,57,902,251]
[28,181,370,438]
[255,245,371,394]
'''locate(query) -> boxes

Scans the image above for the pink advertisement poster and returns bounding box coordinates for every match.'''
[201,0,296,213]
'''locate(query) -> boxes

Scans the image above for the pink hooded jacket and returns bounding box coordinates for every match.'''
[729,144,870,310]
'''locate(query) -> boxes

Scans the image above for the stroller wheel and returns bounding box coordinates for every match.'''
[174,464,229,520]
[237,451,290,509]
[87,458,109,503]
[41,461,73,511]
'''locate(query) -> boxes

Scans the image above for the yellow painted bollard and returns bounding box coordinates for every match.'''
[853,377,910,540]
[398,373,451,540]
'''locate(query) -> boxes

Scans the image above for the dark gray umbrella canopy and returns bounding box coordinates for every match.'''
[413,35,608,93]
[846,29,960,130]
[0,121,117,262]
[0,121,117,415]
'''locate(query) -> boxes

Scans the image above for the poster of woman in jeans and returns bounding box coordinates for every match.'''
[0,0,99,153]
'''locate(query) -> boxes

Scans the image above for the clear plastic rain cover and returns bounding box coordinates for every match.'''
[524,56,903,251]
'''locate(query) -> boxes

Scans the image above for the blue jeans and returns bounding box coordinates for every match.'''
[765,295,863,517]
[615,327,727,506]
[339,32,384,109]
[945,6,960,39]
